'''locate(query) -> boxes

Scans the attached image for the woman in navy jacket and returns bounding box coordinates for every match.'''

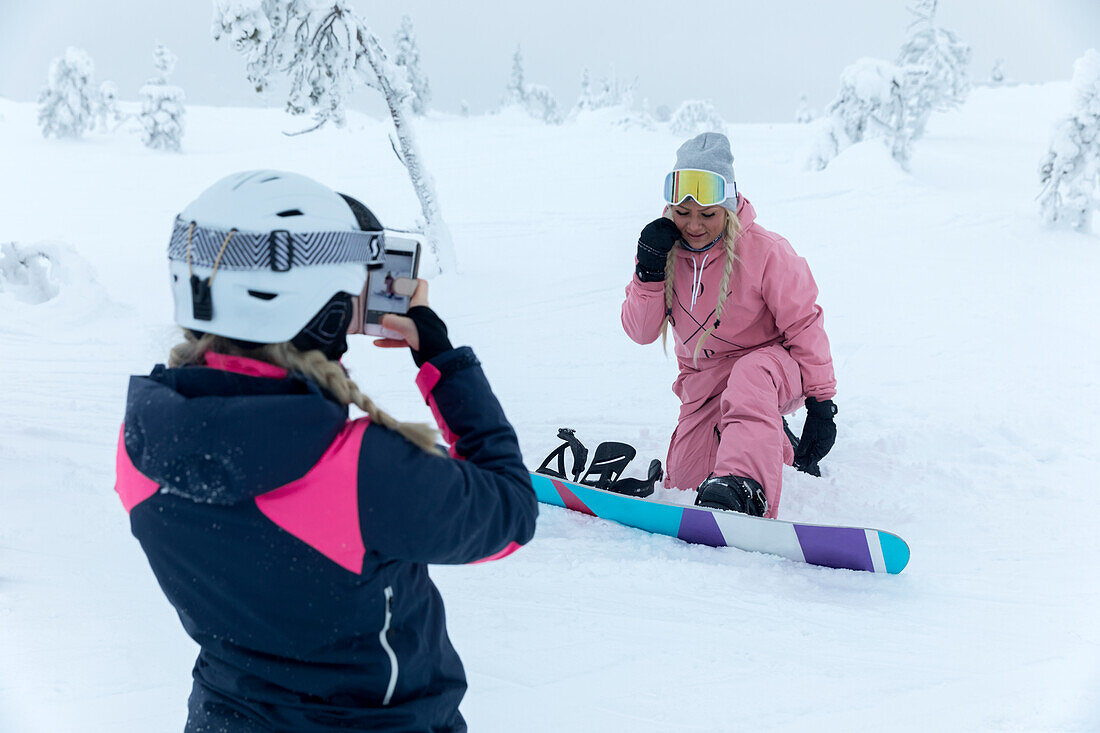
[115,170,537,731]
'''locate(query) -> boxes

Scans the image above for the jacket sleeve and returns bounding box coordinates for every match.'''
[357,346,538,565]
[621,269,668,345]
[760,242,837,401]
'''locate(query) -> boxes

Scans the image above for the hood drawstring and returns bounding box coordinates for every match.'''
[689,253,709,312]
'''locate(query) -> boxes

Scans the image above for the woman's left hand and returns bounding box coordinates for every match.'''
[373,278,430,350]
[794,398,838,477]
[373,279,454,367]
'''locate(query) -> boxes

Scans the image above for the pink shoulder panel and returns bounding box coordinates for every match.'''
[115,425,159,513]
[254,418,370,574]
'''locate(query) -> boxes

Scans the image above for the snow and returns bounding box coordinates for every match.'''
[2,82,1099,731]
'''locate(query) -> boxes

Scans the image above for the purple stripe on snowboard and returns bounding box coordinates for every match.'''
[678,508,725,547]
[794,524,874,571]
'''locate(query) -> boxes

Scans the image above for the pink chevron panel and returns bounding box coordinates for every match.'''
[255,419,370,574]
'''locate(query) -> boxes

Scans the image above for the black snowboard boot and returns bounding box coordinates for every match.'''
[694,475,768,517]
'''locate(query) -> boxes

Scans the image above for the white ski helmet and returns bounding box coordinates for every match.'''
[168,170,384,343]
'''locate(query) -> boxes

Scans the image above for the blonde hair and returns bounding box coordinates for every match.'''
[169,331,443,455]
[660,207,742,363]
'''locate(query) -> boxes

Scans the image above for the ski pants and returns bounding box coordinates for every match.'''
[664,344,803,518]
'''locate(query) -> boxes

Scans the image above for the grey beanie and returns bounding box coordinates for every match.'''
[673,132,738,212]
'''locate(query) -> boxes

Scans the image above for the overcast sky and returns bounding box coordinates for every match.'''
[2,0,1098,123]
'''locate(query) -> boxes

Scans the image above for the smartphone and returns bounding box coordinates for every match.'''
[347,235,421,336]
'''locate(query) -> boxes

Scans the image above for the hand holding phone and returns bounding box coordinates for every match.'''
[347,235,422,336]
[371,278,455,367]
[372,278,430,350]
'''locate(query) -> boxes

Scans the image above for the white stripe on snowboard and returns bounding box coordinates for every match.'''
[709,511,807,564]
[865,529,886,573]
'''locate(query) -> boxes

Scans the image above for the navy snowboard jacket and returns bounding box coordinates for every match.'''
[115,346,538,732]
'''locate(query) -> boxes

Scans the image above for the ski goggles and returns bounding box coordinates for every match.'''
[663,169,728,207]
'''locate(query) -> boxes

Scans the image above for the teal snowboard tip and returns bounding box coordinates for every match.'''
[879,531,910,574]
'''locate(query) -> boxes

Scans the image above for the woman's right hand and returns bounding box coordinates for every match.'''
[636,218,681,282]
[374,279,454,367]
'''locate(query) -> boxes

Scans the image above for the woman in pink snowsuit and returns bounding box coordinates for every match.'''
[622,132,838,518]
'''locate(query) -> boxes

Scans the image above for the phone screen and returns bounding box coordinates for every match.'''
[346,235,422,336]
[348,236,421,336]
[366,250,417,324]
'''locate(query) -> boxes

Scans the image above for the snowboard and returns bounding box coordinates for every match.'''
[530,471,910,574]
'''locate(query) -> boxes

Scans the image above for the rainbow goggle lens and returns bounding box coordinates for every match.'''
[663,169,728,207]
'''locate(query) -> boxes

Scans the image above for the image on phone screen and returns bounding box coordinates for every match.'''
[364,237,421,333]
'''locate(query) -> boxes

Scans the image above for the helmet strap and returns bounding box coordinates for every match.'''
[187,223,238,322]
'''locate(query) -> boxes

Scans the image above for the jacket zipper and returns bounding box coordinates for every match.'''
[380,586,398,706]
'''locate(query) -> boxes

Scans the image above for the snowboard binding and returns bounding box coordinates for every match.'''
[535,428,589,483]
[536,428,662,498]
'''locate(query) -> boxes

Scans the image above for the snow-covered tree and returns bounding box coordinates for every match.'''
[796,92,814,123]
[213,0,352,126]
[574,65,637,114]
[812,4,969,171]
[809,58,913,170]
[990,58,1006,85]
[459,100,470,117]
[653,104,672,123]
[501,44,562,124]
[392,15,430,115]
[505,45,526,105]
[37,47,96,139]
[139,44,186,151]
[524,84,563,124]
[211,0,457,273]
[669,100,725,137]
[1038,49,1100,232]
[896,0,970,137]
[95,81,122,132]
[575,67,594,112]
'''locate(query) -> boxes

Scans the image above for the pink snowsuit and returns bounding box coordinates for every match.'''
[621,197,836,518]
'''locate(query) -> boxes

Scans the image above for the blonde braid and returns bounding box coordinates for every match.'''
[263,343,442,455]
[692,210,742,364]
[659,248,677,353]
[168,331,443,455]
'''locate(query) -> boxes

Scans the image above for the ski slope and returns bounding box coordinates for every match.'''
[1,84,1098,731]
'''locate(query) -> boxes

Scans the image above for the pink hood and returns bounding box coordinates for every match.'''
[622,197,836,401]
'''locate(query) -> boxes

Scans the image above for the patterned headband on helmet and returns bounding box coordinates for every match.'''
[167,216,385,272]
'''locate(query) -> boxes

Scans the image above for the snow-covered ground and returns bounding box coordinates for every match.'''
[2,85,1098,731]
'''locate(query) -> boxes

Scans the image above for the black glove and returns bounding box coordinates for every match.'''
[405,305,453,368]
[636,218,681,282]
[793,397,838,477]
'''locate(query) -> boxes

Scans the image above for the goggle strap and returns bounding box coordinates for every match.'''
[169,216,383,271]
